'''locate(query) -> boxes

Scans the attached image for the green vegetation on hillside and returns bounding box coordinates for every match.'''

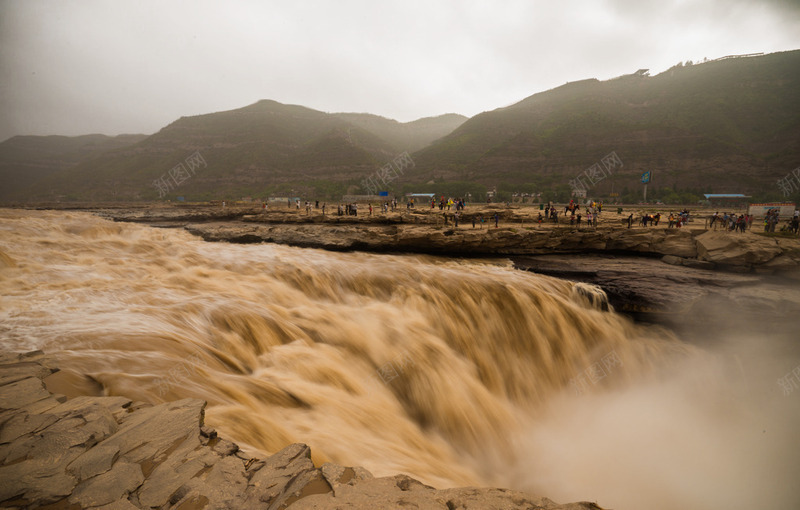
[2,50,798,204]
[407,50,800,203]
[0,101,466,203]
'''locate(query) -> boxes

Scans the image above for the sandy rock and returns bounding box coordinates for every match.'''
[0,377,53,410]
[189,455,249,509]
[244,443,319,506]
[67,443,120,480]
[0,362,57,386]
[94,498,140,510]
[0,459,79,505]
[605,230,657,252]
[136,441,217,507]
[695,231,783,266]
[321,462,374,496]
[0,411,58,444]
[97,398,205,465]
[69,460,144,508]
[181,216,800,276]
[268,467,333,509]
[1,352,606,509]
[288,474,436,510]
[651,229,698,258]
[681,258,715,270]
[661,254,684,266]
[291,474,604,510]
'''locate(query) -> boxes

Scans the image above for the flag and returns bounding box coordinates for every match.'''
[641,171,651,184]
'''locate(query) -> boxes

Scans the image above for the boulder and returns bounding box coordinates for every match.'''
[695,231,783,266]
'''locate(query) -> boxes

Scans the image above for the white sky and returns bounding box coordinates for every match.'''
[1,0,799,141]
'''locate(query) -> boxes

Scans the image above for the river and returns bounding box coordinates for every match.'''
[1,209,798,509]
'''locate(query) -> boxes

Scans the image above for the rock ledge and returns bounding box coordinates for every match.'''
[0,351,602,509]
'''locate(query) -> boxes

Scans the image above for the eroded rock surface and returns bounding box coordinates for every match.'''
[513,254,800,339]
[0,351,604,509]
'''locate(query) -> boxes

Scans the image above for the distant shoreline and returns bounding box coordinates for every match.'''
[4,203,799,275]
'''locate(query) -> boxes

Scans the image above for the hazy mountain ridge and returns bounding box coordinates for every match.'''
[1,101,466,202]
[0,134,148,201]
[1,50,798,203]
[409,50,800,200]
[333,112,469,153]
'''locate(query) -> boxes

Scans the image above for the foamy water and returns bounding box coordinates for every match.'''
[1,209,797,509]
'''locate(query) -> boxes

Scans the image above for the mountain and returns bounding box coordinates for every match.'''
[3,50,798,204]
[333,113,468,153]
[0,134,148,202]
[2,101,466,202]
[407,50,800,203]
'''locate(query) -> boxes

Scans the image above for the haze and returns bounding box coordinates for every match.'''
[1,0,799,142]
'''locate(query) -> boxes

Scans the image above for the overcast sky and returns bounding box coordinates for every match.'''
[1,0,799,142]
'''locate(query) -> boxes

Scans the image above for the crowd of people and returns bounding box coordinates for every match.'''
[710,211,753,232]
[536,200,604,227]
[707,209,800,234]
[255,197,799,236]
[432,197,467,211]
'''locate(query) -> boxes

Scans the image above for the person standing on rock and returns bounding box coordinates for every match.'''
[737,215,747,233]
[494,213,499,228]
[472,216,476,229]
[627,213,634,228]
[454,211,460,228]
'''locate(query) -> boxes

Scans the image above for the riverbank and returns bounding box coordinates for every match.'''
[73,203,799,275]
[86,203,800,329]
[0,350,601,509]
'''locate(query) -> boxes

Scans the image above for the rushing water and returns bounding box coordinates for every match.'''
[1,209,798,509]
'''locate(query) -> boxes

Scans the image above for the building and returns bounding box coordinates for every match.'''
[405,193,436,204]
[703,194,750,208]
[748,202,797,218]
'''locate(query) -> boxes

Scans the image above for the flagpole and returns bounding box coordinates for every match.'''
[641,170,652,203]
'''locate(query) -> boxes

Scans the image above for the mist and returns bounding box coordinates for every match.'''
[2,0,800,141]
[511,312,800,509]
